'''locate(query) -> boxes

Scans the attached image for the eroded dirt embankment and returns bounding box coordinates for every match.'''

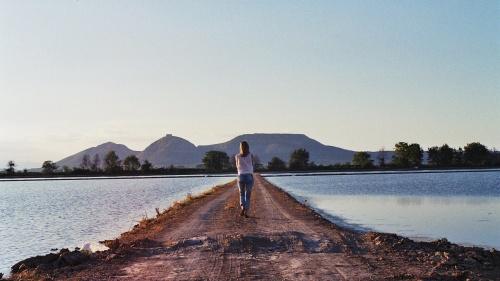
[6,174,500,280]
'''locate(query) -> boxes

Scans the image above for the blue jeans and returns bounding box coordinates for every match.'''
[238,173,254,210]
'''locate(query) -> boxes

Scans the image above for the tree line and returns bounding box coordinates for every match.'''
[2,141,499,176]
[338,142,498,170]
[202,142,498,172]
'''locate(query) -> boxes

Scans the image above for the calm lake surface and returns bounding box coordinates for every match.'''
[0,175,233,276]
[1,170,498,276]
[263,170,500,250]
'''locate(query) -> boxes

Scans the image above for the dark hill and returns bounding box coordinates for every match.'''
[57,133,383,169]
[56,142,139,169]
[199,133,358,165]
[137,134,200,167]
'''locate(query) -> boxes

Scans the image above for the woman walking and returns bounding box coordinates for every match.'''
[235,141,254,218]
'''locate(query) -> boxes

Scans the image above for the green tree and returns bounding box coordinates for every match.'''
[464,142,490,166]
[392,142,411,167]
[428,144,454,167]
[202,150,230,171]
[267,157,287,171]
[289,148,310,170]
[408,143,423,167]
[80,154,91,170]
[377,147,387,167]
[42,161,58,174]
[91,154,101,172]
[352,152,373,168]
[392,142,423,167]
[141,159,153,172]
[103,151,122,173]
[439,144,454,166]
[62,165,72,174]
[123,155,141,171]
[5,160,16,174]
[490,148,500,166]
[453,147,464,166]
[427,146,440,166]
[253,154,263,169]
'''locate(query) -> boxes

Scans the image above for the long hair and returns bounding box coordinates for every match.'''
[239,141,250,157]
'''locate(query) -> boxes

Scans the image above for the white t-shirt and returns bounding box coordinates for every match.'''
[235,154,254,175]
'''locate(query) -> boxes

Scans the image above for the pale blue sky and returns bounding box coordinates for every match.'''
[1,1,499,168]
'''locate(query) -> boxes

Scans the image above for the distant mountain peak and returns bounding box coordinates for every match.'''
[137,135,198,167]
[56,133,377,169]
[56,142,139,169]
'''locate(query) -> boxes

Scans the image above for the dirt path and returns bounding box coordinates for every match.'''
[8,174,500,280]
[117,175,379,280]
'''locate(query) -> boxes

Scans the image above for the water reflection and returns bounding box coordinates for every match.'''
[0,176,232,276]
[301,195,500,249]
[265,171,500,250]
[396,197,423,206]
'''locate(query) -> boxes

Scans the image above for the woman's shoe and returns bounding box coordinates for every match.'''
[240,208,245,217]
[244,210,249,218]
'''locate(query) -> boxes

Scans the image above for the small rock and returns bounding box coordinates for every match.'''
[471,253,486,262]
[106,254,117,261]
[35,263,52,272]
[463,257,478,267]
[11,253,59,273]
[446,259,458,266]
[52,259,62,269]
[103,238,120,250]
[58,248,70,255]
[59,251,90,267]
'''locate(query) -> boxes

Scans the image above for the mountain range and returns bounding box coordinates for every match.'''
[57,133,383,169]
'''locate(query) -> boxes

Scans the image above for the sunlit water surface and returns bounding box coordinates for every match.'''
[264,170,500,249]
[0,176,233,276]
[1,171,498,276]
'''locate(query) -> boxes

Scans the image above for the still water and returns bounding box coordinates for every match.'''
[1,171,498,276]
[0,176,233,276]
[264,170,500,249]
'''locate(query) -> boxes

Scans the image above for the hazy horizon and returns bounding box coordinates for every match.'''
[1,1,498,169]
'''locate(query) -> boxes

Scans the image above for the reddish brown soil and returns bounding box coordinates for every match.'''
[7,175,499,280]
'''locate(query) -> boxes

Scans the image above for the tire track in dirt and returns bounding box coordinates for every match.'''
[115,175,379,280]
[160,184,234,242]
[249,175,376,280]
